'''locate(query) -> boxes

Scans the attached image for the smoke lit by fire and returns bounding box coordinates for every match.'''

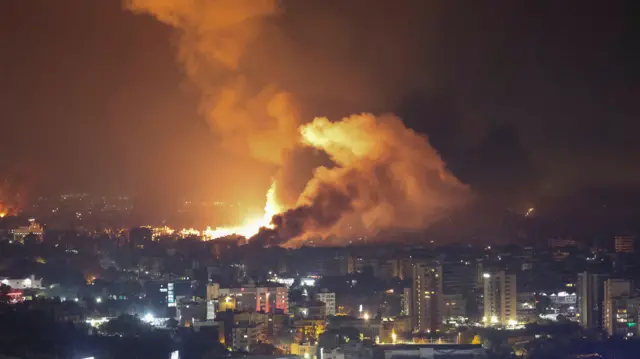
[265,113,470,246]
[0,181,21,218]
[202,180,282,239]
[125,0,471,245]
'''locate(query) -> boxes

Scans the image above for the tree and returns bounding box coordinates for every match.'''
[535,294,552,316]
[166,318,179,330]
[471,335,481,344]
[0,284,11,304]
[101,314,150,337]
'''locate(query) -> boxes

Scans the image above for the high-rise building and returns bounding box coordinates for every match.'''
[577,272,608,329]
[377,259,402,280]
[412,262,443,333]
[482,271,517,326]
[402,287,412,316]
[603,278,637,336]
[205,276,221,319]
[316,290,336,316]
[615,236,635,253]
[167,282,175,307]
[206,299,216,320]
[442,260,477,296]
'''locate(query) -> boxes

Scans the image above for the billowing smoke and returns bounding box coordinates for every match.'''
[125,0,470,246]
[258,113,470,246]
[125,0,300,166]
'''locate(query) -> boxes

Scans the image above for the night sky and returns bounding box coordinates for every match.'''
[1,0,638,210]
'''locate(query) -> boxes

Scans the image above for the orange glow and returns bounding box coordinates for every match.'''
[202,180,281,239]
[146,181,283,241]
[0,202,10,218]
[152,226,175,238]
[180,228,201,237]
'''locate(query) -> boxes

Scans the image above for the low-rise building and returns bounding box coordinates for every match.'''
[0,275,43,289]
[232,323,265,352]
[219,283,288,313]
[372,344,487,359]
[442,294,467,322]
[316,291,336,316]
[11,219,44,242]
[290,342,317,359]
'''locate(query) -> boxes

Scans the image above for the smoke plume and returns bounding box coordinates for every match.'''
[126,1,470,246]
[125,0,300,166]
[261,113,470,246]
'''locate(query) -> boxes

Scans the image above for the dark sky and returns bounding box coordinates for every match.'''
[1,0,638,209]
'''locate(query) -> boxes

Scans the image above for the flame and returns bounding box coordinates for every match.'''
[202,180,281,240]
[0,202,9,218]
[180,228,201,237]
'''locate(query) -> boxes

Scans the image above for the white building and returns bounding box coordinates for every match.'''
[483,271,517,326]
[232,323,265,352]
[207,300,216,320]
[0,275,43,289]
[316,291,336,316]
[412,262,443,332]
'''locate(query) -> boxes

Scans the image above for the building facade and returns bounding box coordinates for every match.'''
[412,262,443,333]
[316,291,336,316]
[577,272,608,329]
[232,323,265,352]
[0,275,43,289]
[218,284,288,313]
[482,271,517,326]
[614,236,635,253]
[603,278,637,336]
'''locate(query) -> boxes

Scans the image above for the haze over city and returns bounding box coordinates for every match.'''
[2,0,639,244]
[0,1,639,359]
